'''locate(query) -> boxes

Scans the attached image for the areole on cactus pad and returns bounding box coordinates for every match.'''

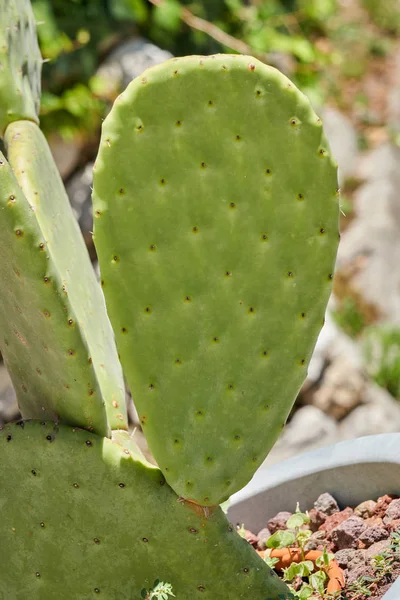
[92,54,339,507]
[0,2,340,596]
[0,420,291,599]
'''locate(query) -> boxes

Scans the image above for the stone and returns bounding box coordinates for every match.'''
[256,528,272,551]
[48,133,81,181]
[330,516,368,550]
[319,107,358,185]
[358,526,390,547]
[387,519,400,532]
[312,357,366,419]
[307,305,363,384]
[354,500,377,519]
[243,529,259,548]
[374,495,399,517]
[308,508,327,532]
[267,512,292,534]
[304,530,326,551]
[262,405,338,467]
[334,548,366,569]
[383,498,400,524]
[388,45,400,135]
[66,162,94,244]
[365,515,383,527]
[346,563,374,585]
[338,383,400,439]
[0,363,18,425]
[337,143,400,325]
[314,492,340,516]
[322,507,353,536]
[365,538,393,559]
[96,37,173,98]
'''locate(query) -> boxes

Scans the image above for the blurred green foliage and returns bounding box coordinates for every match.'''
[364,326,400,399]
[332,297,368,339]
[32,0,395,142]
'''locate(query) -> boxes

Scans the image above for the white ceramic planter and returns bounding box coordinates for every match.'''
[228,433,400,600]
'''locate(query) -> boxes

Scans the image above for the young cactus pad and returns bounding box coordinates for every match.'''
[0,420,292,599]
[0,120,127,435]
[93,54,339,506]
[0,0,41,134]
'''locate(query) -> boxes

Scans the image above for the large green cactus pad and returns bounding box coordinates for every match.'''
[0,122,126,435]
[0,420,292,599]
[93,54,339,505]
[0,151,108,435]
[0,0,41,135]
[4,121,128,433]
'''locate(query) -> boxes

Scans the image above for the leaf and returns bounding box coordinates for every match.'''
[267,530,296,549]
[153,0,182,33]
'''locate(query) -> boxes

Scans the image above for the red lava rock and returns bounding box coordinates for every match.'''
[373,494,398,518]
[244,529,259,547]
[267,511,292,534]
[365,515,383,527]
[330,516,367,550]
[321,506,353,536]
[354,500,377,519]
[314,492,339,516]
[308,508,327,532]
[387,519,400,533]
[383,498,400,525]
[358,525,390,548]
[256,528,271,551]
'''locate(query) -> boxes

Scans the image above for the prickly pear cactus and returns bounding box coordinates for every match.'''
[0,121,127,435]
[0,420,292,599]
[0,0,42,134]
[93,54,339,506]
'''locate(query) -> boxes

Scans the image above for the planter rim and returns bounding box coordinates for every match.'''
[230,433,400,506]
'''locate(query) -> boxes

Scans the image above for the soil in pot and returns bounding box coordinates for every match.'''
[239,492,400,599]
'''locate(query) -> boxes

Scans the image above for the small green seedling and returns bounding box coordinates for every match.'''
[141,580,175,600]
[265,506,335,599]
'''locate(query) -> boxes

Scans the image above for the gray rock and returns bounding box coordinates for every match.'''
[0,363,19,424]
[314,492,340,516]
[304,530,326,551]
[267,511,292,534]
[383,498,400,524]
[359,526,389,547]
[307,304,363,384]
[262,405,338,467]
[365,538,392,559]
[66,162,94,241]
[256,527,272,551]
[96,37,173,95]
[330,515,367,549]
[334,548,366,569]
[388,45,400,134]
[312,357,367,419]
[337,143,400,324]
[308,508,327,532]
[320,106,358,185]
[338,383,400,439]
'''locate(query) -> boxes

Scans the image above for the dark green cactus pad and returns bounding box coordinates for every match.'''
[0,122,126,435]
[93,54,339,505]
[0,0,42,135]
[0,420,292,599]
